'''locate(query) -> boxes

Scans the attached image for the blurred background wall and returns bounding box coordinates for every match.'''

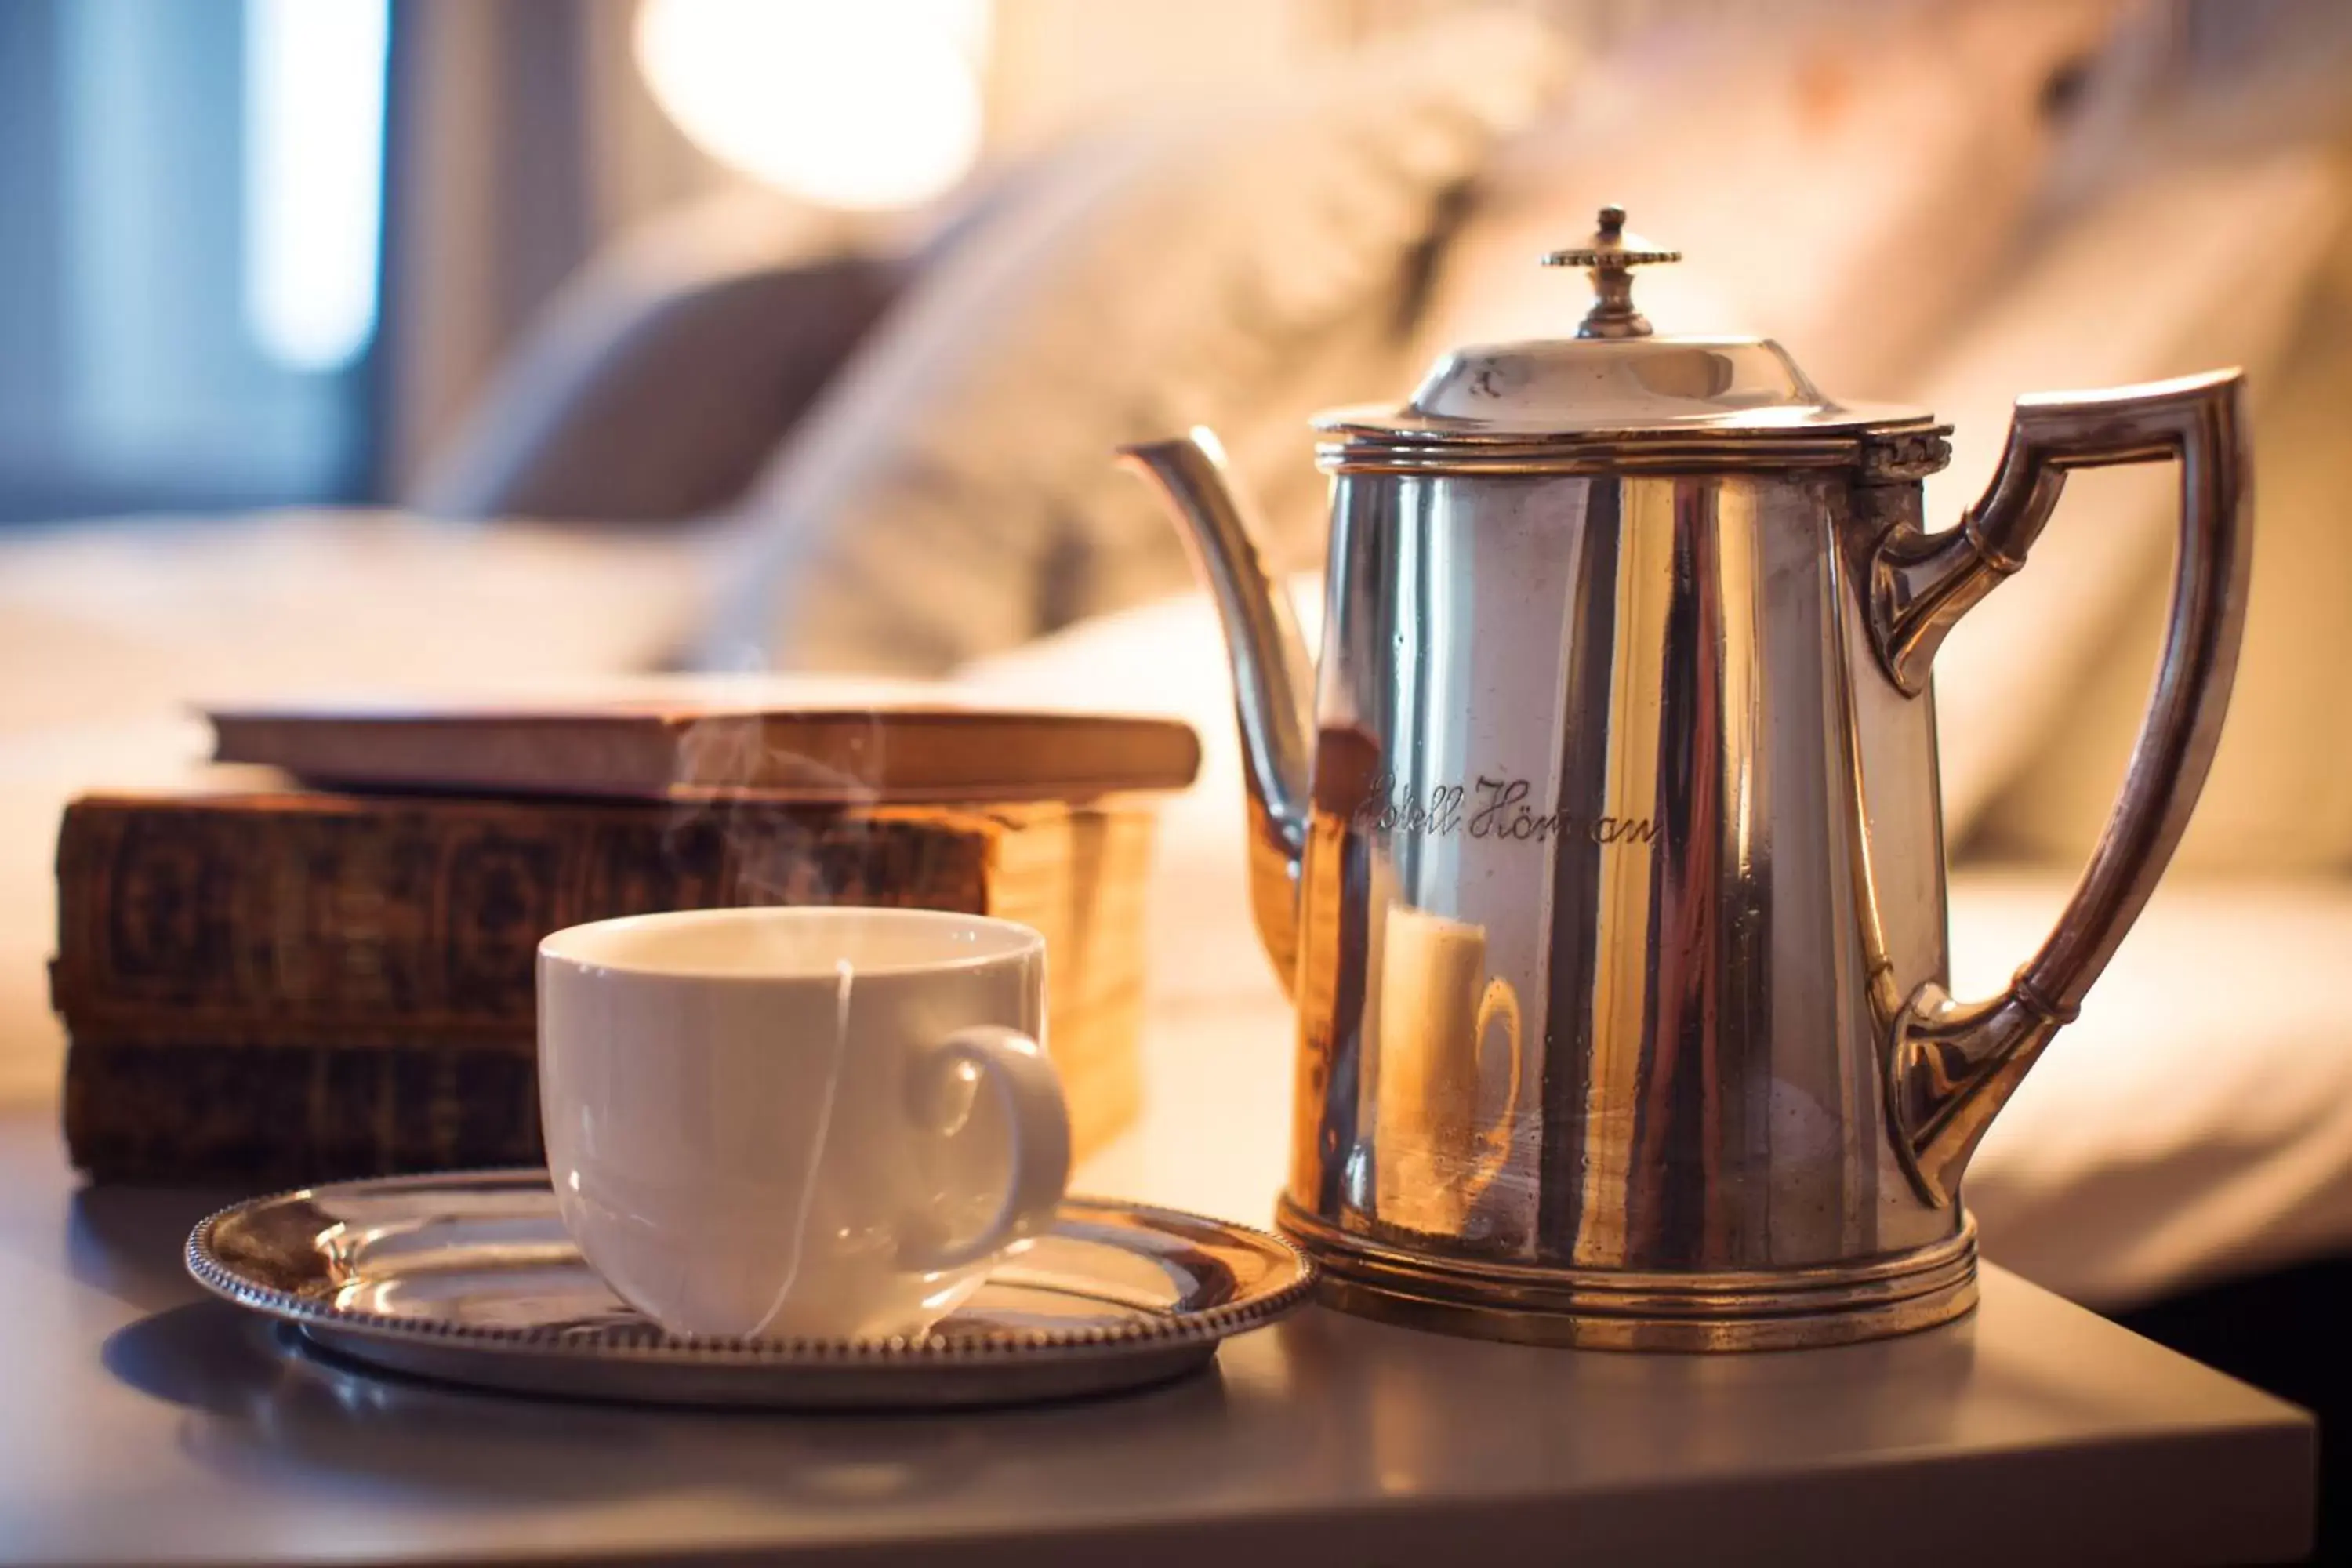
[5,0,2338,529]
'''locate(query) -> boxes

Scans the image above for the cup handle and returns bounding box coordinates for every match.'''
[898,1025,1073,1273]
[1466,977,1524,1200]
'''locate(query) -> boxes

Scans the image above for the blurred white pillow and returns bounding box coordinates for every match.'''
[706,15,1575,677]
[1955,869,2352,1305]
[1912,148,2346,836]
[0,510,712,733]
[1979,196,2352,871]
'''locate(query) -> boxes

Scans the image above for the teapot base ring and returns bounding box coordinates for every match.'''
[1276,1200,1978,1352]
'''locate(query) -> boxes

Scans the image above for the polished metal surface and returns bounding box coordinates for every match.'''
[1117,430,1316,982]
[1877,369,2252,1205]
[1319,205,1931,448]
[1121,211,2253,1349]
[1385,336,1846,434]
[1282,1202,1979,1352]
[187,1171,1315,1407]
[1543,202,1682,340]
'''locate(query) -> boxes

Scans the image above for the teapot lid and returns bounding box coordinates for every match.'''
[1315,206,1947,476]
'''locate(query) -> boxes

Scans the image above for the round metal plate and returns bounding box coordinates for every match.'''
[187,1171,1314,1409]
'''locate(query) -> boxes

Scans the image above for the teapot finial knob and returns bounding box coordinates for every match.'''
[1544,205,1682,340]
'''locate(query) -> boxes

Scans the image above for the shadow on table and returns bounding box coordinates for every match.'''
[102,1298,1238,1510]
[66,1181,242,1314]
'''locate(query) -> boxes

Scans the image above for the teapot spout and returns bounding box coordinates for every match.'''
[1117,429,1312,990]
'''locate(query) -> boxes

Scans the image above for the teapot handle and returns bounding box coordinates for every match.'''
[1870,369,2252,1207]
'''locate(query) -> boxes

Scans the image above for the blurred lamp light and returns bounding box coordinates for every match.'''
[634,0,989,212]
[242,0,389,372]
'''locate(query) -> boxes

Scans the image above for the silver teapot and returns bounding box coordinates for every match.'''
[1122,208,2249,1350]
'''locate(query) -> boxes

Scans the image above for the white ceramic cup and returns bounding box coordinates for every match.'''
[538,907,1070,1340]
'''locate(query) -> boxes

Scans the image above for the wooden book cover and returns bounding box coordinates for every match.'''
[206,678,1200,804]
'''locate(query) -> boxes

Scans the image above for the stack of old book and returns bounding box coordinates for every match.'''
[49,686,1197,1185]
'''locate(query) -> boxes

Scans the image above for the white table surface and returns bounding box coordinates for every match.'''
[0,1003,2317,1566]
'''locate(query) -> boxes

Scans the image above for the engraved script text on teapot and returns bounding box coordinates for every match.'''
[1352,775,1657,846]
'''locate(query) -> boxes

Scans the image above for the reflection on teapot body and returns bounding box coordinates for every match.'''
[1374,906,1522,1241]
[1123,209,2252,1350]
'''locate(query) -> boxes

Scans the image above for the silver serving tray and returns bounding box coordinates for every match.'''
[187,1171,1314,1410]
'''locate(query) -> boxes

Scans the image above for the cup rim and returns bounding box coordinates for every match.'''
[538,906,1044,982]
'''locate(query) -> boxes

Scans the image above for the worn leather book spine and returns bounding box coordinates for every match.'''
[53,792,1155,1181]
[50,793,997,1037]
[64,1032,543,1185]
